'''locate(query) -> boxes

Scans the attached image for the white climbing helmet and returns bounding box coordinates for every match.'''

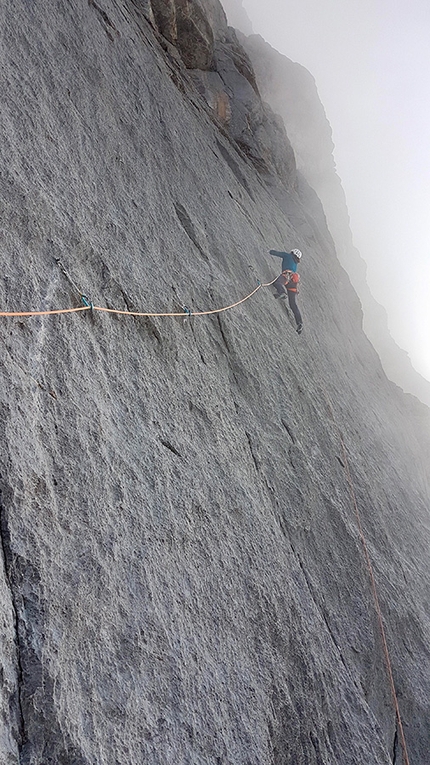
[292,248,302,260]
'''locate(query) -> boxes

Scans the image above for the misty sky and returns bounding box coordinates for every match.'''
[237,0,430,381]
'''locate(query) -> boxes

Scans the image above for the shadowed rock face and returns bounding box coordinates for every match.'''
[0,1,429,764]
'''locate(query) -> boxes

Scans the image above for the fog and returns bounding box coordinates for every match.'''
[226,0,430,381]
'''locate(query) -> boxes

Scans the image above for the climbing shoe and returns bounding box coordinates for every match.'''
[296,323,303,334]
[274,293,286,299]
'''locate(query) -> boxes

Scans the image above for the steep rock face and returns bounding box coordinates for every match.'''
[237,30,430,406]
[0,1,429,764]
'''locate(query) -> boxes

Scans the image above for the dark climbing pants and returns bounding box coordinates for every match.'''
[274,273,289,297]
[274,275,302,326]
[287,290,302,326]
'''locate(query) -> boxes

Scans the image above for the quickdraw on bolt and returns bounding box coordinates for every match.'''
[81,295,94,311]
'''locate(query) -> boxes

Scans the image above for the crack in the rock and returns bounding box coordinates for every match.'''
[174,203,209,262]
[88,0,119,41]
[216,315,231,354]
[160,439,182,459]
[0,494,26,753]
[281,418,295,443]
[215,139,255,200]
[245,431,259,473]
[290,542,351,675]
[392,725,398,764]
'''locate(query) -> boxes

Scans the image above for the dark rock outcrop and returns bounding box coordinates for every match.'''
[138,0,297,185]
[189,27,297,186]
[135,0,217,69]
[0,1,429,764]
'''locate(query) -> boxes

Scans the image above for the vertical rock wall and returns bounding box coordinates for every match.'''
[0,1,428,763]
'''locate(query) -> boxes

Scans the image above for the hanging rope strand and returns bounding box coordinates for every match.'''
[324,390,410,765]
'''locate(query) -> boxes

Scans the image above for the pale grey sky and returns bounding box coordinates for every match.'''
[240,0,430,381]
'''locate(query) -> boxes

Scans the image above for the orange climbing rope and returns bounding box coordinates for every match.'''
[324,392,410,765]
[0,277,278,319]
[0,306,91,317]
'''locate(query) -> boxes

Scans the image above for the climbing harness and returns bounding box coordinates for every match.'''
[282,269,293,281]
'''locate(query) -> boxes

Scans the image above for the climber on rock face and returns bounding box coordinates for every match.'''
[270,247,303,334]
